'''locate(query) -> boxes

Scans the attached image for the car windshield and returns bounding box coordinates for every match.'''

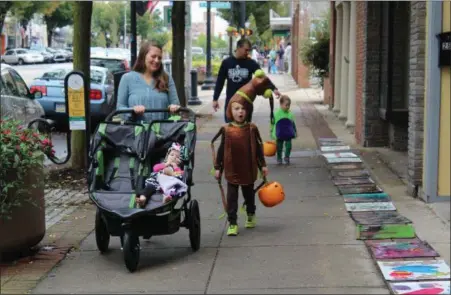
[90,58,125,74]
[40,68,105,84]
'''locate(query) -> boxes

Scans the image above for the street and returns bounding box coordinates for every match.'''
[10,62,73,87]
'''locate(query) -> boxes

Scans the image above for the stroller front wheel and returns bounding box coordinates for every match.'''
[95,209,110,254]
[188,200,201,252]
[123,232,140,272]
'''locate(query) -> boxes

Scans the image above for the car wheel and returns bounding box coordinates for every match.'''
[18,59,24,65]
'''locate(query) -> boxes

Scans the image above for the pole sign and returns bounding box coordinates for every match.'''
[65,72,86,130]
[199,2,231,9]
[164,5,191,28]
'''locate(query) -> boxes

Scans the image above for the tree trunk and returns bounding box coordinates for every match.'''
[47,28,53,48]
[0,2,12,35]
[71,2,92,170]
[171,1,186,107]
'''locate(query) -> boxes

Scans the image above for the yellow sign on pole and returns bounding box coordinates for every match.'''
[67,74,86,130]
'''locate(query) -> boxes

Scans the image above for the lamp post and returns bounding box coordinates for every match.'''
[130,1,137,67]
[201,1,215,90]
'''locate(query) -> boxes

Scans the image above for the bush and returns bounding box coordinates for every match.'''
[192,60,221,77]
[300,13,330,87]
[0,119,54,220]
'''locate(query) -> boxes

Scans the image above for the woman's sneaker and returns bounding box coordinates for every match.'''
[245,214,256,228]
[227,224,239,236]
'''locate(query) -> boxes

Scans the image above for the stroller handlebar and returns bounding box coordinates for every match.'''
[105,107,196,122]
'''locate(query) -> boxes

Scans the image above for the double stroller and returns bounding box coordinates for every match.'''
[87,108,200,272]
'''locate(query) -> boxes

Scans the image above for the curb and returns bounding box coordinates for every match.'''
[0,205,96,294]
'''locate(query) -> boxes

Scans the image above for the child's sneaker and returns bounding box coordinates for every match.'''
[227,224,239,236]
[245,214,257,228]
[284,157,290,165]
[277,158,283,165]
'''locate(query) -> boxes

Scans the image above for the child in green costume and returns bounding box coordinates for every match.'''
[271,95,297,164]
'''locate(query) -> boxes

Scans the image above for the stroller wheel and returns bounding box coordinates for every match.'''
[95,209,110,254]
[188,200,201,252]
[123,232,140,272]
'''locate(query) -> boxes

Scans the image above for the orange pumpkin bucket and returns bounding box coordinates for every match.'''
[258,181,285,207]
[263,141,277,157]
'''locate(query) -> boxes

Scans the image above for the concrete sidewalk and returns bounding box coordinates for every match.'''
[22,83,391,294]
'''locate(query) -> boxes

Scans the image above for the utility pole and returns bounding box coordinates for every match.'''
[124,2,127,48]
[201,1,215,90]
[130,1,137,67]
[239,1,246,36]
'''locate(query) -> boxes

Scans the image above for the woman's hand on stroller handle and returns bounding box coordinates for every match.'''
[169,104,180,113]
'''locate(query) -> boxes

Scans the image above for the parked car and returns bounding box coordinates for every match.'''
[29,46,54,63]
[90,55,130,74]
[1,48,44,65]
[45,48,66,63]
[1,63,45,126]
[30,65,116,130]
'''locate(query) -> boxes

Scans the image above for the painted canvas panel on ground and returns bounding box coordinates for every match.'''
[390,281,450,294]
[326,157,363,164]
[357,224,415,240]
[323,152,359,158]
[331,169,369,178]
[339,184,383,195]
[377,260,451,281]
[333,178,375,186]
[367,240,439,259]
[346,202,396,211]
[329,163,365,171]
[320,146,351,152]
[351,211,411,224]
[343,192,391,203]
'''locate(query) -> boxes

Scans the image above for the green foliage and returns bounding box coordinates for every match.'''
[216,2,289,36]
[192,60,221,77]
[300,12,330,85]
[43,2,74,34]
[0,119,52,220]
[193,33,228,50]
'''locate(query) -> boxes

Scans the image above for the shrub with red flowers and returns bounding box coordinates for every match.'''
[0,119,55,220]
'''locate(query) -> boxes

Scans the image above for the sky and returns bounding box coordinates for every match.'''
[154,1,229,35]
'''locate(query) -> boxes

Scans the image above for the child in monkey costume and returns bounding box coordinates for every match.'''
[212,95,269,236]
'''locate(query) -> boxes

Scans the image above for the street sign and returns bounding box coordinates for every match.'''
[66,73,86,130]
[199,2,231,9]
[164,5,191,27]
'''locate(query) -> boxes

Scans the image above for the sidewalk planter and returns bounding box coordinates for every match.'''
[0,167,45,256]
[0,119,54,258]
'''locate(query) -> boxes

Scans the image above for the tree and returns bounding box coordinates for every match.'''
[43,2,73,47]
[92,2,119,48]
[193,34,228,51]
[171,1,186,106]
[71,2,92,170]
[0,2,13,35]
[300,13,330,87]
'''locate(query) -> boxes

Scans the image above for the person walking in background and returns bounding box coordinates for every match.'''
[212,38,281,123]
[284,42,292,74]
[276,44,285,74]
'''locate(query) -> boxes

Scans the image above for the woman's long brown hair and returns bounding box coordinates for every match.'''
[133,41,169,93]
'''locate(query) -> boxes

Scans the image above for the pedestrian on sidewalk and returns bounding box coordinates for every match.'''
[117,41,180,122]
[284,42,292,74]
[212,38,281,123]
[271,95,297,165]
[213,95,269,236]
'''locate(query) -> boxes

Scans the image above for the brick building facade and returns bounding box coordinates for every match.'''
[330,1,427,197]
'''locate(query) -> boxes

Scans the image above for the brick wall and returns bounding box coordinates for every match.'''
[354,2,366,145]
[407,1,426,196]
[362,2,389,147]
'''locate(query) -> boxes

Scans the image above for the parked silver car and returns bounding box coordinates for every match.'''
[1,48,44,65]
[1,63,45,126]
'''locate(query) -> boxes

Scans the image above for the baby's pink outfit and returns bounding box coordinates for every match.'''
[153,163,183,173]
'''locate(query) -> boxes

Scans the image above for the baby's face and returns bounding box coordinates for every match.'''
[167,150,181,164]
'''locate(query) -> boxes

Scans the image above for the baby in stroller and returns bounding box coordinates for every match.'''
[136,143,187,208]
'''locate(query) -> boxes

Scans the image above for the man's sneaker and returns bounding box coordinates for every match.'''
[245,215,257,228]
[284,157,290,165]
[227,224,239,236]
[277,158,283,165]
